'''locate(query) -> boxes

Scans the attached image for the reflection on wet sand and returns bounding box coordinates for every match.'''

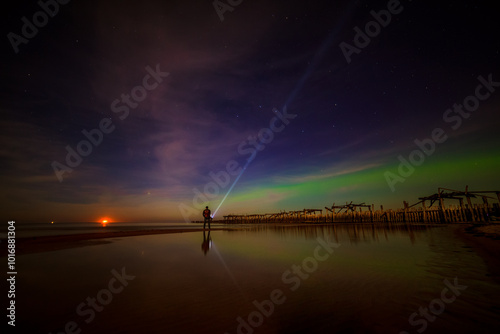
[201,230,212,255]
[233,222,432,245]
[13,223,500,334]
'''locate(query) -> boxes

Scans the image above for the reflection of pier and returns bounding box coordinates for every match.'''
[222,223,428,245]
[192,187,500,224]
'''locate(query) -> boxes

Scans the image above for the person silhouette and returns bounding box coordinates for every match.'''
[201,230,212,255]
[203,206,212,229]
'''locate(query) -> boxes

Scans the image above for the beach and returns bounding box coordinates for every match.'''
[5,222,500,261]
[455,223,500,282]
[4,227,235,256]
[4,222,500,333]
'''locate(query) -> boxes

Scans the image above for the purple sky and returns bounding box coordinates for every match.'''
[1,0,499,222]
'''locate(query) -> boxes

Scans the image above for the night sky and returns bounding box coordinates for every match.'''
[1,0,499,223]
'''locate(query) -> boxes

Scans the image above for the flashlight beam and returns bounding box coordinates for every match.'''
[212,161,250,218]
[211,3,355,218]
[212,242,249,301]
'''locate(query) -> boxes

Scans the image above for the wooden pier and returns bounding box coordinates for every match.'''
[193,187,500,224]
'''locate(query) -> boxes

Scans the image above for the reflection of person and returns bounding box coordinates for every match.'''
[201,231,212,255]
[203,206,212,229]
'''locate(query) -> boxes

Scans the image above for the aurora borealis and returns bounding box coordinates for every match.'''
[1,0,499,223]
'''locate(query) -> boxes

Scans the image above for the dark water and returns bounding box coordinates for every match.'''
[11,224,500,333]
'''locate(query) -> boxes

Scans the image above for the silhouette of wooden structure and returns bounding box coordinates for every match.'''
[324,202,373,223]
[193,187,500,224]
[404,186,500,223]
[222,209,325,223]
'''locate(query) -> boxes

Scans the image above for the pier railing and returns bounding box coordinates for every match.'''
[193,188,500,224]
[192,203,499,224]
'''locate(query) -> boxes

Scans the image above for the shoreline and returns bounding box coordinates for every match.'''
[3,223,499,269]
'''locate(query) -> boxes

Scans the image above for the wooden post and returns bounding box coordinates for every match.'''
[403,201,409,223]
[438,192,447,223]
[439,194,445,211]
[422,200,427,223]
[466,196,474,222]
[482,196,490,221]
[466,195,473,207]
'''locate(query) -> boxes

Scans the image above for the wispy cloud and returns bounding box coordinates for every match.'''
[272,161,382,185]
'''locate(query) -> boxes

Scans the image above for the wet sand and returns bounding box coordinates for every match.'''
[2,223,325,256]
[454,223,500,282]
[8,222,500,334]
[4,223,500,278]
[2,227,234,256]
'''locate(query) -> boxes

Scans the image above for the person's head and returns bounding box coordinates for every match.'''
[206,206,208,209]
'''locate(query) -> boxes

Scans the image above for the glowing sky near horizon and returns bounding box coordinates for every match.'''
[1,0,499,222]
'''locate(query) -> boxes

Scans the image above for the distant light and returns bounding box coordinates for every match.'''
[51,221,54,224]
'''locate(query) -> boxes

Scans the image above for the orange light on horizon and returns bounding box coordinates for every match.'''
[99,218,111,226]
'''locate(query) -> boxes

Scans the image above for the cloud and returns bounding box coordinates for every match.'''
[272,162,382,185]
